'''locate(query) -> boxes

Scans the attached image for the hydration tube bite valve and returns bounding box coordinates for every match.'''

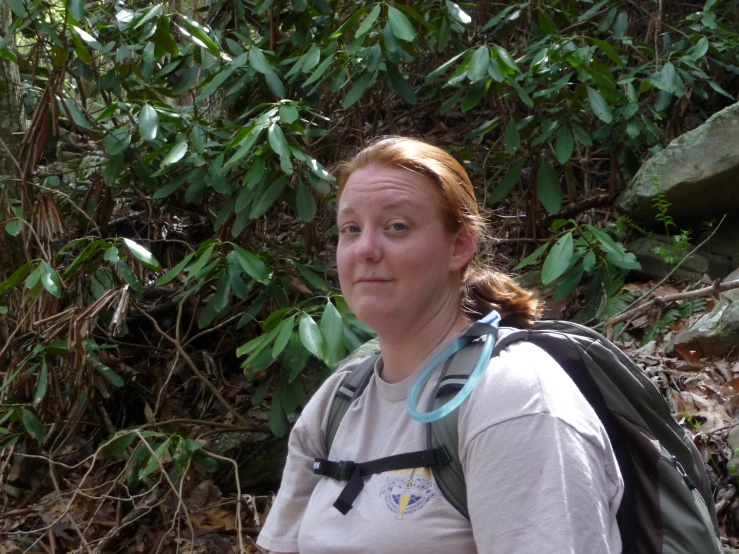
[406,311,501,423]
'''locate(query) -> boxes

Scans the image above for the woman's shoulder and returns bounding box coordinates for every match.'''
[292,356,375,434]
[459,340,607,445]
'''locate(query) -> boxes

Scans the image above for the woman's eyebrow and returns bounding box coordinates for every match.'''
[338,199,413,218]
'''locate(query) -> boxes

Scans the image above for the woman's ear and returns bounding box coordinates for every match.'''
[450,228,476,272]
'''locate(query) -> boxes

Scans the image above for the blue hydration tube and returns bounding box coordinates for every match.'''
[406,311,501,423]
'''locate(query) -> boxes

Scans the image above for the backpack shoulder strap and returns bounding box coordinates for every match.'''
[324,354,379,455]
[427,327,527,518]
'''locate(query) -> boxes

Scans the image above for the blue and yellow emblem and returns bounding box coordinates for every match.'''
[379,467,442,519]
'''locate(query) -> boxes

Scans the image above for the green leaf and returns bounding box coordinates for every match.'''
[5,220,21,237]
[161,142,188,168]
[504,118,520,154]
[196,67,235,102]
[134,4,163,29]
[386,63,417,105]
[123,238,161,270]
[461,80,487,112]
[583,250,596,273]
[587,86,612,123]
[0,264,30,296]
[213,272,231,313]
[490,160,525,204]
[67,0,83,23]
[542,232,574,284]
[21,409,45,443]
[180,16,220,56]
[268,123,290,158]
[467,46,490,84]
[269,396,289,437]
[116,261,143,293]
[612,10,628,38]
[587,226,621,255]
[250,174,288,219]
[555,125,574,164]
[425,52,465,84]
[138,104,159,141]
[571,123,593,147]
[495,46,519,72]
[279,105,299,124]
[39,262,61,298]
[249,47,274,75]
[232,246,270,283]
[554,265,585,301]
[103,433,137,457]
[513,242,550,271]
[301,45,321,73]
[589,38,626,68]
[704,0,719,10]
[265,72,286,97]
[577,0,607,22]
[708,80,733,99]
[152,174,187,199]
[294,263,330,291]
[299,312,324,361]
[537,160,562,214]
[660,62,677,94]
[304,54,335,86]
[272,315,296,359]
[344,70,374,110]
[506,77,533,107]
[388,6,415,42]
[445,0,471,24]
[103,154,124,186]
[691,37,709,61]
[296,181,316,222]
[102,128,131,156]
[156,253,194,285]
[140,440,170,479]
[320,303,344,368]
[99,365,124,387]
[356,4,381,37]
[35,362,48,404]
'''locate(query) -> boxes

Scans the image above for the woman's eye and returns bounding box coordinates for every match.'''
[391,223,407,231]
[343,225,360,234]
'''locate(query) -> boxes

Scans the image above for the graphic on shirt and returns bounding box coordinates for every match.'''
[379,467,442,519]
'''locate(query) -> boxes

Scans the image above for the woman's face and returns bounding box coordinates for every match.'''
[337,163,473,336]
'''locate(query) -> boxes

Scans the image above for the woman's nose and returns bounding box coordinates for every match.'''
[354,229,382,262]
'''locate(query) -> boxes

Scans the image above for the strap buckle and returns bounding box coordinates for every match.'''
[435,446,452,468]
[333,460,356,480]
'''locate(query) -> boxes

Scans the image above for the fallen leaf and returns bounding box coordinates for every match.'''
[675,344,703,364]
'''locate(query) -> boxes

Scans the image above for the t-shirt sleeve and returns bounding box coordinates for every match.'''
[256,365,355,552]
[463,413,623,554]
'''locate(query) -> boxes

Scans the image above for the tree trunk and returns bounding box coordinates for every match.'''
[0,3,27,279]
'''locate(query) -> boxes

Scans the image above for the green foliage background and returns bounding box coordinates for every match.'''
[0,0,737,455]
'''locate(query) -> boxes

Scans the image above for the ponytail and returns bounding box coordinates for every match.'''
[462,267,542,328]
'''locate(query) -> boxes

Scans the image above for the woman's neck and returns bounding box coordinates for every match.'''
[376,306,471,384]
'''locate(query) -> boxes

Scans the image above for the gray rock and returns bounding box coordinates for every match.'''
[627,235,733,281]
[339,338,380,367]
[667,268,739,358]
[616,102,739,227]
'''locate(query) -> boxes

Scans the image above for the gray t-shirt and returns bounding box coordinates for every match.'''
[257,340,624,554]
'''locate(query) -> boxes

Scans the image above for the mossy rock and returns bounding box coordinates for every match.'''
[616,102,739,227]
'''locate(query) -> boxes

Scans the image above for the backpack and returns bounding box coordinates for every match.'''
[317,320,723,554]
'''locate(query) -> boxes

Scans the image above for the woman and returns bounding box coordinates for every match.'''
[257,137,624,554]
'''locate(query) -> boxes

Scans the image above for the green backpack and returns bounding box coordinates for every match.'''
[322,320,723,554]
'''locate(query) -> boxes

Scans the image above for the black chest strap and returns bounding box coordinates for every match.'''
[313,446,452,514]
